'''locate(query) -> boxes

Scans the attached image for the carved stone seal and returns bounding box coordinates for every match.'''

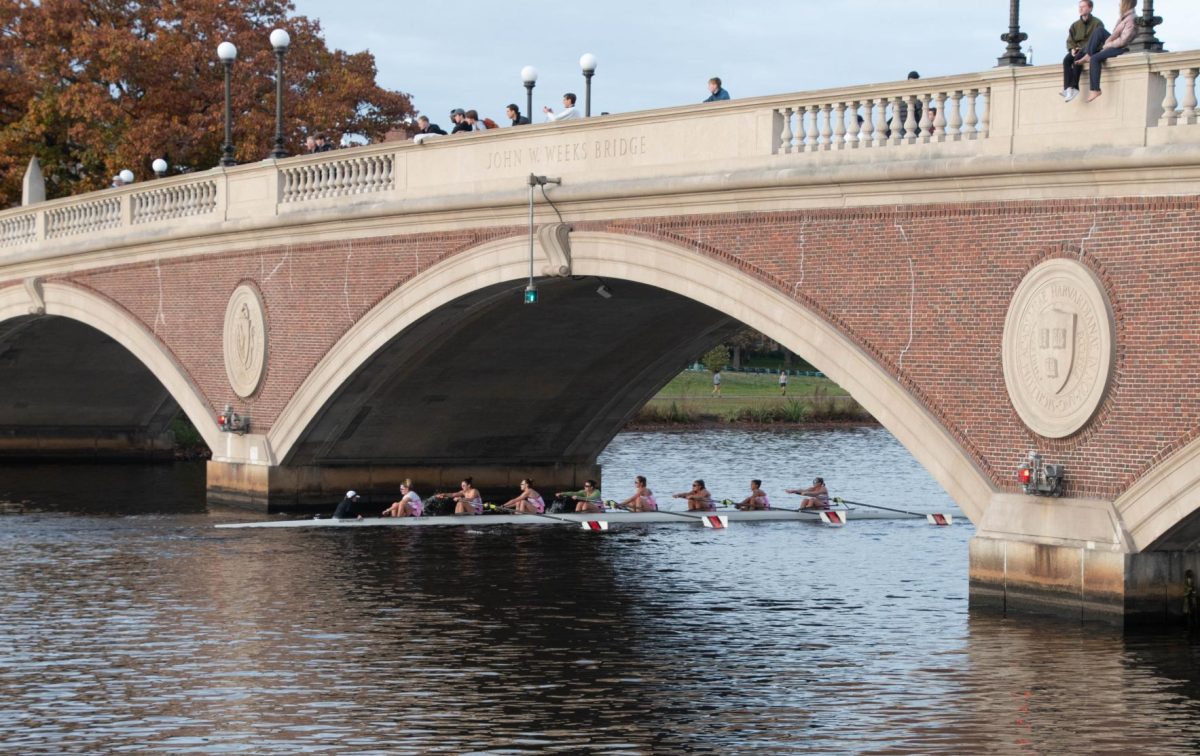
[1002,259,1114,438]
[223,283,267,398]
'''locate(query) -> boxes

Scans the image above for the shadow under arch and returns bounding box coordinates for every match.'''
[0,282,222,454]
[269,232,992,522]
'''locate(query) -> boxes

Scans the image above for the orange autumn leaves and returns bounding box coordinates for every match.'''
[0,0,414,205]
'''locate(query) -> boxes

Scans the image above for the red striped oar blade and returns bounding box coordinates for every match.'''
[819,511,846,527]
[926,513,953,526]
[701,515,729,529]
[580,520,609,531]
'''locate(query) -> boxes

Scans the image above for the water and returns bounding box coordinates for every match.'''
[3,427,1200,753]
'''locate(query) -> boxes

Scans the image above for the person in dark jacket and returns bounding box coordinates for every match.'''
[414,115,446,136]
[332,490,361,519]
[506,104,531,126]
[704,77,730,103]
[449,109,472,134]
[1062,0,1104,102]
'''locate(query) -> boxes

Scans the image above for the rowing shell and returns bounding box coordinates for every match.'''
[214,507,955,530]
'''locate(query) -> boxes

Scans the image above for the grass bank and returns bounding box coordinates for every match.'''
[631,371,874,427]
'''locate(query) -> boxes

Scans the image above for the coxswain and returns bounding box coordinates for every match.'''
[332,490,361,519]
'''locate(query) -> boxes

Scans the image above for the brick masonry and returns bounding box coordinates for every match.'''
[13,194,1200,501]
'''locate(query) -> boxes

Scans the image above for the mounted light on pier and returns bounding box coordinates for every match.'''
[1017,451,1064,497]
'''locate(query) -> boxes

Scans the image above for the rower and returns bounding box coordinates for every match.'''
[381,479,423,518]
[501,478,546,514]
[616,475,658,512]
[557,480,604,513]
[786,477,830,509]
[433,477,483,515]
[673,479,715,511]
[332,490,361,519]
[735,479,771,511]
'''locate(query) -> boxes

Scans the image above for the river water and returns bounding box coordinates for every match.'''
[3,427,1200,753]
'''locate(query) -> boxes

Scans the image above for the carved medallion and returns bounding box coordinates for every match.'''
[1002,259,1114,438]
[223,283,267,398]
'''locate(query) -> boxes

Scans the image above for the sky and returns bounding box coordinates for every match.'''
[289,0,1200,128]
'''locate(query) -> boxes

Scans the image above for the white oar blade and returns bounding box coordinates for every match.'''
[701,515,729,529]
[819,511,847,527]
[926,513,953,526]
[580,520,609,531]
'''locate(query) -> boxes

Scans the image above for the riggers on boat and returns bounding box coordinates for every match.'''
[214,505,956,530]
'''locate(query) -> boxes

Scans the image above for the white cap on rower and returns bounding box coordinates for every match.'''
[346,490,358,499]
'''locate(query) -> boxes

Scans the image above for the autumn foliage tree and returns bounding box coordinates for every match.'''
[0,0,414,206]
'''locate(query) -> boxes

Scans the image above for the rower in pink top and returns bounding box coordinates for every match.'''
[617,475,658,512]
[735,479,771,510]
[502,478,545,514]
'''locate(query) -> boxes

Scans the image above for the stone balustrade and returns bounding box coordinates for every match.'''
[2,51,1200,261]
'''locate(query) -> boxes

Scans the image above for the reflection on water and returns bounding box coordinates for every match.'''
[2,428,1200,753]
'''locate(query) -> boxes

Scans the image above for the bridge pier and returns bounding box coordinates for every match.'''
[207,460,601,513]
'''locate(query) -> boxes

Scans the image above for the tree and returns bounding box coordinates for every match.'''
[0,0,414,206]
[701,344,728,375]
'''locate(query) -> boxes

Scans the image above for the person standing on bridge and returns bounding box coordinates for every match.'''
[543,93,581,122]
[674,480,716,511]
[449,109,473,134]
[704,77,730,102]
[786,478,830,509]
[1061,0,1104,103]
[382,480,423,518]
[501,479,546,514]
[1077,0,1135,103]
[616,476,658,512]
[506,104,531,126]
[735,479,771,510]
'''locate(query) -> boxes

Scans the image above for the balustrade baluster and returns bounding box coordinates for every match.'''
[903,95,918,144]
[818,103,832,150]
[918,95,932,143]
[947,91,963,140]
[778,107,793,154]
[1182,69,1198,125]
[1159,70,1179,127]
[964,89,980,139]
[889,97,904,146]
[832,102,846,149]
[860,100,876,147]
[981,90,991,138]
[847,100,862,148]
[933,93,947,142]
[873,99,889,147]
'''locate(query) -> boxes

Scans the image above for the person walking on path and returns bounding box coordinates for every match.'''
[712,370,722,397]
[1062,0,1104,102]
[779,370,788,396]
[704,77,730,102]
[1077,0,1135,103]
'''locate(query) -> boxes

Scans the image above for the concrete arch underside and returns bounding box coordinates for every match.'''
[0,283,222,456]
[271,232,993,523]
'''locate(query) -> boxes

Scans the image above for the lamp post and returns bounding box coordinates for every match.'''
[269,29,291,159]
[579,53,597,117]
[521,66,538,124]
[1128,0,1164,53]
[996,0,1028,67]
[119,169,135,185]
[152,159,168,179]
[217,41,238,167]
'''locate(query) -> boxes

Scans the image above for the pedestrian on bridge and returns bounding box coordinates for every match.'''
[506,104,531,126]
[543,93,581,122]
[704,77,730,102]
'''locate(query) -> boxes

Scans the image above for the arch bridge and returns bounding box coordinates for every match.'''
[4,54,1200,625]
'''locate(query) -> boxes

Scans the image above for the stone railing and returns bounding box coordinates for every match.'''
[44,196,122,240]
[2,51,1200,261]
[773,85,989,154]
[131,180,218,225]
[0,212,36,248]
[280,153,394,203]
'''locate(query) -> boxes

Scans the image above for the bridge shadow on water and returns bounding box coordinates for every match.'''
[0,460,207,516]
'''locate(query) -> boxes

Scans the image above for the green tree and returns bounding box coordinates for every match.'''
[0,0,415,206]
[701,344,729,375]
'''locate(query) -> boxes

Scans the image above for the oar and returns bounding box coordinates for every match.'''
[485,503,609,531]
[833,497,952,526]
[605,500,728,529]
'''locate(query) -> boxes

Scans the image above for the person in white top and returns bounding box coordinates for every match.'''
[543,93,581,122]
[382,479,423,518]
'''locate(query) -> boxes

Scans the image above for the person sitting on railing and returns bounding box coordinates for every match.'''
[704,77,730,103]
[1077,0,1136,103]
[543,93,582,122]
[449,109,472,134]
[506,104,531,126]
[1061,0,1104,103]
[412,116,447,145]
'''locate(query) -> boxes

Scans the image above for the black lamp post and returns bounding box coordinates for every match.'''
[217,41,238,167]
[269,29,291,159]
[996,0,1028,67]
[1128,0,1164,53]
[580,53,597,117]
[521,66,538,124]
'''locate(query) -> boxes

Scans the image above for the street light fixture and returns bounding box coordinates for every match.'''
[152,159,168,179]
[996,0,1028,67]
[1128,0,1164,53]
[217,41,238,167]
[119,169,135,185]
[521,66,538,126]
[579,53,597,117]
[269,29,291,159]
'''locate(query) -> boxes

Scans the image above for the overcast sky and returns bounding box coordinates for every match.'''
[290,0,1200,127]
